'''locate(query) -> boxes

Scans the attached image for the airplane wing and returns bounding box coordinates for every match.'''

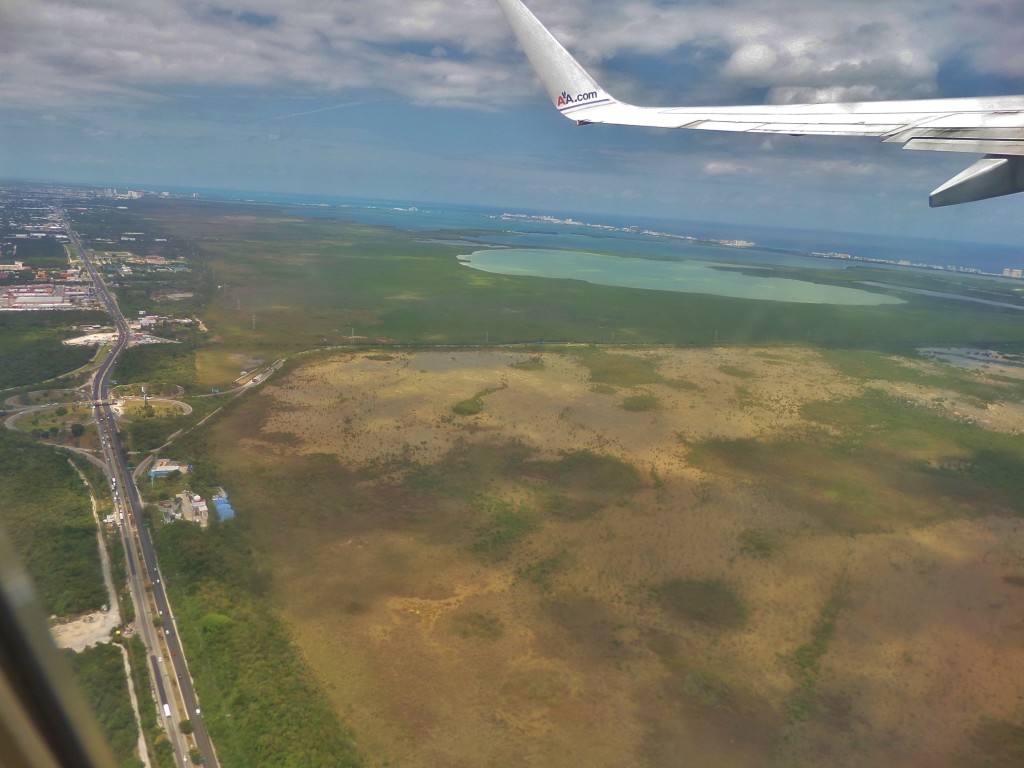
[495,0,1024,207]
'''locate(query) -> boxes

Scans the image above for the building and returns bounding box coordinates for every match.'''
[176,491,209,527]
[149,458,190,479]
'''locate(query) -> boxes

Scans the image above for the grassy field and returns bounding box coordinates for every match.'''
[149,344,1024,768]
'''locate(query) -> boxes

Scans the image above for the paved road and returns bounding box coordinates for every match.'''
[65,214,219,768]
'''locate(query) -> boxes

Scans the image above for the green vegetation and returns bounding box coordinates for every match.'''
[119,395,220,455]
[574,349,664,386]
[690,386,1024,533]
[738,528,782,559]
[0,429,104,615]
[14,235,69,268]
[452,383,506,416]
[718,364,757,379]
[68,198,1024,363]
[666,377,700,392]
[510,355,545,371]
[524,450,641,521]
[620,392,660,412]
[115,344,197,393]
[471,499,538,560]
[66,644,143,768]
[449,611,504,640]
[518,550,570,590]
[124,412,192,453]
[452,397,483,416]
[154,521,362,767]
[785,580,847,722]
[822,348,1024,404]
[654,578,748,629]
[967,718,1024,768]
[0,312,102,390]
[14,401,96,446]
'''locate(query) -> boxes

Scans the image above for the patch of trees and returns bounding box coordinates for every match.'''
[0,313,101,389]
[0,430,105,615]
[125,413,192,453]
[11,235,68,268]
[66,644,144,768]
[154,521,363,767]
[115,344,197,391]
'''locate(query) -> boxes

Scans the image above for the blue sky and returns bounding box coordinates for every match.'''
[2,0,1024,245]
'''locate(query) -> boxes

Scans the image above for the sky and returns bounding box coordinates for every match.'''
[2,0,1024,245]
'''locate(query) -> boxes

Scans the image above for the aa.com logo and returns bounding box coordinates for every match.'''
[557,89,599,107]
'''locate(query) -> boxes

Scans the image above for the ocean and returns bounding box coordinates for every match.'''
[171,187,1024,277]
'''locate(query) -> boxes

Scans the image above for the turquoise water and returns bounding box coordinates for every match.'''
[178,188,1024,275]
[460,249,905,306]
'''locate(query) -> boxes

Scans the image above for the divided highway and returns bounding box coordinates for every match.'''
[66,215,219,768]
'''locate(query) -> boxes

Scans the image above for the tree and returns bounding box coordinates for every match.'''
[71,423,85,438]
[179,719,193,734]
[55,406,68,417]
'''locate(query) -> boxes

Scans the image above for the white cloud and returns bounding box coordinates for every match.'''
[1,0,1020,114]
[702,160,750,176]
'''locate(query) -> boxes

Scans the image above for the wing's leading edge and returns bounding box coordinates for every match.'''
[495,0,1024,206]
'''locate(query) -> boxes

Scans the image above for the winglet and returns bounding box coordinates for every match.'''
[495,0,618,121]
[929,155,1024,207]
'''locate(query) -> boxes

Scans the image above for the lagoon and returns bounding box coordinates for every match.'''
[459,249,904,306]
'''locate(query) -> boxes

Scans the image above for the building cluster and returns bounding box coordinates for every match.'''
[0,261,84,282]
[103,189,145,200]
[95,247,190,277]
[155,490,237,527]
[134,311,194,332]
[149,457,241,529]
[150,457,239,526]
[1,283,94,310]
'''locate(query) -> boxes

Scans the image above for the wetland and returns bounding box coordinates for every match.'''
[64,196,1024,767]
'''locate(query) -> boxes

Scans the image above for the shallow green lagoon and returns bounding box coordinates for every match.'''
[460,249,904,306]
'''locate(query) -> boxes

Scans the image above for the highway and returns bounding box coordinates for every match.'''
[65,215,219,768]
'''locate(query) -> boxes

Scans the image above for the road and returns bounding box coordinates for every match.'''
[65,214,219,768]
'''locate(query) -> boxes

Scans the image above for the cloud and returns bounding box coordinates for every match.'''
[2,0,1021,115]
[702,160,751,176]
